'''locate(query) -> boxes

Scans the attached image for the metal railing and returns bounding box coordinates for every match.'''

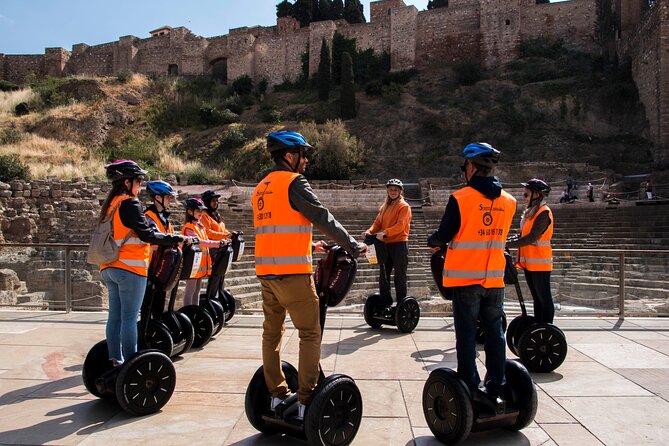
[1,243,668,317]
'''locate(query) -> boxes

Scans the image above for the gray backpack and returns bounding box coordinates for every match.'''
[87,202,132,266]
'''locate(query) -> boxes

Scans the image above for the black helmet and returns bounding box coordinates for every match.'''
[266,131,314,154]
[105,159,147,182]
[184,197,207,210]
[201,190,221,204]
[386,178,403,189]
[522,178,551,195]
[462,142,500,169]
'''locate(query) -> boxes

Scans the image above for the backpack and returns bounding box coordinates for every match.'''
[87,202,132,266]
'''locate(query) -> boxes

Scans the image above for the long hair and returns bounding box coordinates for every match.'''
[98,180,129,223]
[206,207,222,223]
[184,209,197,224]
[378,188,405,217]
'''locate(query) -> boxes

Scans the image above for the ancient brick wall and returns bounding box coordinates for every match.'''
[389,4,418,69]
[2,55,45,84]
[65,43,116,77]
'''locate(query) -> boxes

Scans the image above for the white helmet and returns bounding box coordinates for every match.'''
[386,178,403,189]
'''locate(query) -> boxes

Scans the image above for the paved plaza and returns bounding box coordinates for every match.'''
[0,311,668,445]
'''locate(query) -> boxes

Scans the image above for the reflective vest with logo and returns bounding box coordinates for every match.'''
[101,195,150,276]
[145,209,174,262]
[252,171,313,275]
[181,222,210,278]
[443,187,516,288]
[517,205,553,272]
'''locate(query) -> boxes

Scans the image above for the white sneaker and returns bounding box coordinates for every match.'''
[296,402,306,420]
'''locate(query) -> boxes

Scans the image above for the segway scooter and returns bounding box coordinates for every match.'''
[503,251,568,373]
[245,244,363,446]
[82,247,178,416]
[139,244,195,358]
[178,241,215,348]
[430,247,506,341]
[362,235,420,333]
[201,231,244,324]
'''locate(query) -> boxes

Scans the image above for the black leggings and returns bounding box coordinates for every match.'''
[379,241,408,306]
[524,270,554,324]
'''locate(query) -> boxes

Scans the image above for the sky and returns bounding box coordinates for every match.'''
[0,0,569,55]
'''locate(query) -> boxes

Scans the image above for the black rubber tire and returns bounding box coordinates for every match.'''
[395,297,420,333]
[199,295,223,336]
[422,368,474,445]
[115,350,176,416]
[304,375,363,446]
[517,323,568,373]
[244,361,299,434]
[221,288,236,322]
[180,305,214,348]
[503,360,538,431]
[82,340,114,399]
[142,320,174,358]
[475,312,508,345]
[506,315,535,356]
[175,311,195,354]
[363,293,383,329]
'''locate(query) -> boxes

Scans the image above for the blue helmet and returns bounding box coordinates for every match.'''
[462,142,500,168]
[146,180,177,198]
[266,131,314,154]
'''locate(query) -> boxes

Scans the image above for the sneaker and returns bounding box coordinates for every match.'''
[296,402,306,420]
[270,396,284,411]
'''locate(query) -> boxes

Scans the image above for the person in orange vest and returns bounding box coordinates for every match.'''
[506,179,555,324]
[252,131,367,420]
[427,143,516,409]
[99,160,189,366]
[200,189,231,242]
[362,178,412,306]
[181,197,224,306]
[144,180,178,262]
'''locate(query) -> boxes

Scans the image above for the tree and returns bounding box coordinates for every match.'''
[332,32,356,84]
[320,0,333,20]
[427,0,449,9]
[344,0,366,24]
[276,0,293,18]
[312,0,321,22]
[293,0,313,27]
[331,0,344,20]
[318,38,331,100]
[340,52,356,119]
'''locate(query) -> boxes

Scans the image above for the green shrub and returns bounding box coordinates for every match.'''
[364,80,383,96]
[340,52,356,119]
[231,75,254,96]
[0,80,19,92]
[221,140,273,181]
[519,37,565,59]
[29,77,67,108]
[199,102,240,126]
[0,127,23,145]
[259,105,282,123]
[300,120,366,180]
[116,69,133,83]
[0,154,31,182]
[381,83,402,105]
[146,97,201,133]
[103,134,161,166]
[385,68,419,85]
[454,60,483,86]
[217,126,247,150]
[223,94,245,115]
[257,79,268,96]
[185,166,220,185]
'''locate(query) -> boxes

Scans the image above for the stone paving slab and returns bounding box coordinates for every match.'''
[1,311,668,445]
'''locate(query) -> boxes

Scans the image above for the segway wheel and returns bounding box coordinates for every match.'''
[115,350,176,416]
[201,296,225,336]
[244,361,299,434]
[475,312,507,345]
[505,315,535,356]
[221,288,236,322]
[395,297,420,333]
[82,340,114,399]
[142,320,174,358]
[363,293,383,329]
[179,306,214,348]
[304,375,363,446]
[422,368,474,445]
[517,323,568,373]
[503,360,538,431]
[176,311,195,353]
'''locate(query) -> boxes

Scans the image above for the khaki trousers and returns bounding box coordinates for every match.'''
[260,275,321,404]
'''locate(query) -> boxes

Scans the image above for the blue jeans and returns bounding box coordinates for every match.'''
[102,268,147,362]
[452,285,506,395]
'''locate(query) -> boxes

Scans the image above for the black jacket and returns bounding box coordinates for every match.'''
[119,198,183,246]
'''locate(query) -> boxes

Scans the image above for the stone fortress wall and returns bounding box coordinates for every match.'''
[1,0,668,158]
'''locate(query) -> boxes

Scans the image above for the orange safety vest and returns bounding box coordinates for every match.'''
[200,211,231,241]
[181,222,210,278]
[443,186,516,288]
[145,209,174,262]
[101,195,150,277]
[517,205,553,272]
[252,170,313,276]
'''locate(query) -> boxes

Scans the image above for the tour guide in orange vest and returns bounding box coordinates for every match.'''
[427,143,516,408]
[252,131,366,418]
[99,160,186,366]
[507,178,555,324]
